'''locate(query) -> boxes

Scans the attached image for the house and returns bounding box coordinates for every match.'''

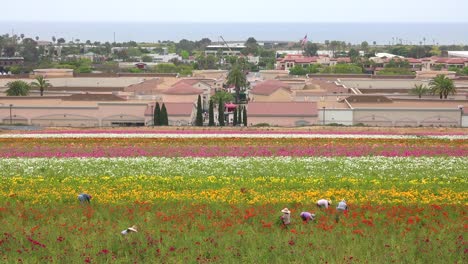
[248,101,318,126]
[276,55,319,71]
[161,82,203,105]
[249,80,292,102]
[295,79,351,102]
[175,79,213,110]
[276,55,351,71]
[124,78,161,95]
[124,77,180,96]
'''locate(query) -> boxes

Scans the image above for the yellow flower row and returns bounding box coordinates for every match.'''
[2,175,466,205]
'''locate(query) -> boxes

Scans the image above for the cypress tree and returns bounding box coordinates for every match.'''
[208,99,214,126]
[237,105,242,125]
[243,106,247,126]
[195,95,203,126]
[161,103,168,126]
[233,106,237,126]
[218,98,225,126]
[154,102,161,126]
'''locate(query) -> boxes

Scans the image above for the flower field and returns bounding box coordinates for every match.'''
[0,136,467,157]
[0,132,466,263]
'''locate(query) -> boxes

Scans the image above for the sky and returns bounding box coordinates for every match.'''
[1,0,467,23]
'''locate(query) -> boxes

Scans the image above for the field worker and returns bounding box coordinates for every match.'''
[299,211,316,223]
[77,193,92,204]
[317,199,332,209]
[335,200,349,223]
[280,208,291,226]
[336,200,348,212]
[121,225,138,235]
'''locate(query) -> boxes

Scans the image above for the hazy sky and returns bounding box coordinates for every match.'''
[1,0,467,22]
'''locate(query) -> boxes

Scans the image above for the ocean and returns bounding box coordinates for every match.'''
[1,22,467,45]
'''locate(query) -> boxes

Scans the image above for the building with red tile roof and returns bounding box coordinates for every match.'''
[276,55,352,71]
[162,82,204,95]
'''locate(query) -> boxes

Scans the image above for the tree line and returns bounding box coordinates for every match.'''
[195,95,247,127]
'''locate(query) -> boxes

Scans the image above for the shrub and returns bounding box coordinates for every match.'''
[252,123,270,127]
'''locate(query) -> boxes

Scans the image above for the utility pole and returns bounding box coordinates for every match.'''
[151,104,154,127]
[322,106,325,125]
[113,32,116,43]
[9,104,13,124]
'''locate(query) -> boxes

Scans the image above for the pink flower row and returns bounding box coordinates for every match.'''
[19,129,468,136]
[2,145,466,158]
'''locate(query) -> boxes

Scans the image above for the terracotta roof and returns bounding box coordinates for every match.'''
[248,102,318,116]
[336,57,351,63]
[61,94,126,101]
[406,58,422,63]
[162,82,203,95]
[278,55,319,63]
[124,78,161,93]
[175,79,201,86]
[250,80,291,95]
[434,58,468,64]
[446,58,468,64]
[145,102,194,116]
[308,79,348,94]
[174,78,213,86]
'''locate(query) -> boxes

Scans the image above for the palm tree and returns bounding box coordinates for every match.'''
[429,74,456,99]
[226,64,247,104]
[31,76,52,96]
[410,84,429,99]
[6,80,31,96]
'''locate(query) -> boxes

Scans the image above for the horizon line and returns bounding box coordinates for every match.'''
[1,20,467,24]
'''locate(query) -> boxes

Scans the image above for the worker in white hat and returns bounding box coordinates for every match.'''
[280,208,291,226]
[121,225,138,235]
[317,199,332,209]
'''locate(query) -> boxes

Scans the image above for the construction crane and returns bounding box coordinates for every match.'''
[219,36,233,54]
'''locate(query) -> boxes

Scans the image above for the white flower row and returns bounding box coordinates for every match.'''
[1,156,466,179]
[0,133,466,139]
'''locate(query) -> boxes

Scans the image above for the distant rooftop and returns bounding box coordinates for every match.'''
[62,94,126,101]
[0,57,24,60]
[448,51,468,58]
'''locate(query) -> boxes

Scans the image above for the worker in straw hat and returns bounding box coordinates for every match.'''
[77,193,92,204]
[279,208,291,227]
[121,225,138,235]
[316,199,332,209]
